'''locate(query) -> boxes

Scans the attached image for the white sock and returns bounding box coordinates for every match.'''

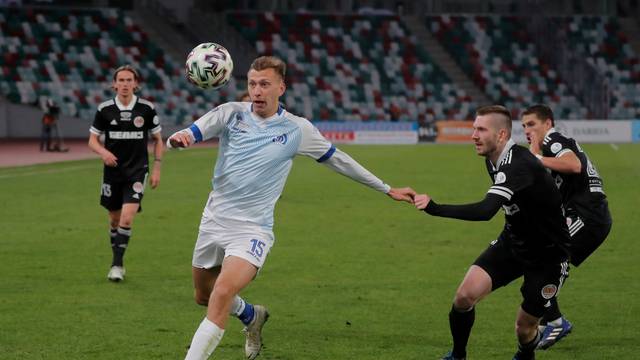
[230,295,246,316]
[184,317,225,360]
[548,317,563,327]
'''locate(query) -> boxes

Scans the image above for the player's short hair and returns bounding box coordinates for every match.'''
[112,65,141,92]
[476,105,512,132]
[522,104,555,127]
[249,56,286,80]
[113,65,140,82]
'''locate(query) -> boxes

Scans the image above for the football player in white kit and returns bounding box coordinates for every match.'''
[168,56,415,360]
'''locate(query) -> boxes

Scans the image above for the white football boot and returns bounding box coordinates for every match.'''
[107,266,126,282]
[243,305,269,359]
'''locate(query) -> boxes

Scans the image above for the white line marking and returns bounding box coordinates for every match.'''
[610,143,619,151]
[0,165,95,179]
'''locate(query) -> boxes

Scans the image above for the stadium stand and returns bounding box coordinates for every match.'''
[426,15,590,119]
[227,12,475,121]
[0,7,242,125]
[563,16,640,119]
[2,6,639,125]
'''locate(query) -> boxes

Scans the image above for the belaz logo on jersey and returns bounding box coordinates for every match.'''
[272,133,288,145]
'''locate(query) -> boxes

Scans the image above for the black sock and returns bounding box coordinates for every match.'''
[112,227,131,267]
[109,228,118,261]
[449,305,475,358]
[516,330,541,360]
[541,297,562,325]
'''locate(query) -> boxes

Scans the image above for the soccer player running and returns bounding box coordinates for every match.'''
[167,56,415,360]
[88,65,163,282]
[521,104,612,349]
[413,105,570,360]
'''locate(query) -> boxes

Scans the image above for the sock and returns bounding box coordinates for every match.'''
[449,305,475,358]
[230,296,255,326]
[541,297,562,326]
[112,226,131,267]
[185,317,225,360]
[109,228,117,247]
[516,330,541,359]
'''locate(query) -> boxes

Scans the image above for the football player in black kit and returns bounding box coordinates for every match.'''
[413,105,570,360]
[521,104,612,350]
[88,65,163,282]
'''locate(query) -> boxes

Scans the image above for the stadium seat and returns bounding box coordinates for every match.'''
[0,7,244,125]
[426,15,590,119]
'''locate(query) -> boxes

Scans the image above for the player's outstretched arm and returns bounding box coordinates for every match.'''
[320,148,396,195]
[415,193,505,221]
[387,187,416,203]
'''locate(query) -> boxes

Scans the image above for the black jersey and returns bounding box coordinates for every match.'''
[485,141,570,264]
[90,96,161,180]
[541,129,611,225]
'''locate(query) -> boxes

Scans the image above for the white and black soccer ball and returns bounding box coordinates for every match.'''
[185,43,233,90]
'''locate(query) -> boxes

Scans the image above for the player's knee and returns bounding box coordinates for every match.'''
[453,290,479,310]
[211,282,236,302]
[119,218,133,228]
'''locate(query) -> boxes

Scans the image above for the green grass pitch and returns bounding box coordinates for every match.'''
[1,143,638,359]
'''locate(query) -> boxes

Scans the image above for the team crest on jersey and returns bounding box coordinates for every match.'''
[502,203,520,215]
[134,116,145,128]
[541,284,558,299]
[550,142,562,154]
[272,133,288,145]
[494,172,506,184]
[120,112,132,121]
[231,114,249,133]
[132,182,144,193]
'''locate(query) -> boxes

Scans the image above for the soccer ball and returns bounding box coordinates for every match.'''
[185,43,234,90]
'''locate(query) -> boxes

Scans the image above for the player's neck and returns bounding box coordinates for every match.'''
[489,143,507,164]
[253,109,278,120]
[117,94,134,107]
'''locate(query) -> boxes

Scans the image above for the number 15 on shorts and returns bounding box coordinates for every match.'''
[249,238,266,258]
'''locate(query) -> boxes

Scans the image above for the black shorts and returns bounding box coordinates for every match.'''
[99,172,147,212]
[567,215,612,267]
[473,234,569,318]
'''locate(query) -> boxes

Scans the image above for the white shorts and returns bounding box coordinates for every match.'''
[192,214,274,269]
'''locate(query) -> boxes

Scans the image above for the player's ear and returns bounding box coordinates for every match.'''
[279,80,286,96]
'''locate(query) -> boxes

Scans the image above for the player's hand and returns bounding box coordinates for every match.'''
[150,169,160,189]
[528,132,541,156]
[102,151,118,167]
[387,187,416,203]
[413,194,431,210]
[169,131,194,148]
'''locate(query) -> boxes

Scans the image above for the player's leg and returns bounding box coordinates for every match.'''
[513,307,541,360]
[441,265,492,360]
[110,202,139,272]
[185,256,258,360]
[190,221,273,359]
[514,260,569,358]
[107,175,145,280]
[100,179,127,281]
[108,209,121,263]
[443,235,520,360]
[538,219,610,349]
[193,266,256,324]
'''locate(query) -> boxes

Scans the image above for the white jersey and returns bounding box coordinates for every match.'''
[186,102,337,229]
